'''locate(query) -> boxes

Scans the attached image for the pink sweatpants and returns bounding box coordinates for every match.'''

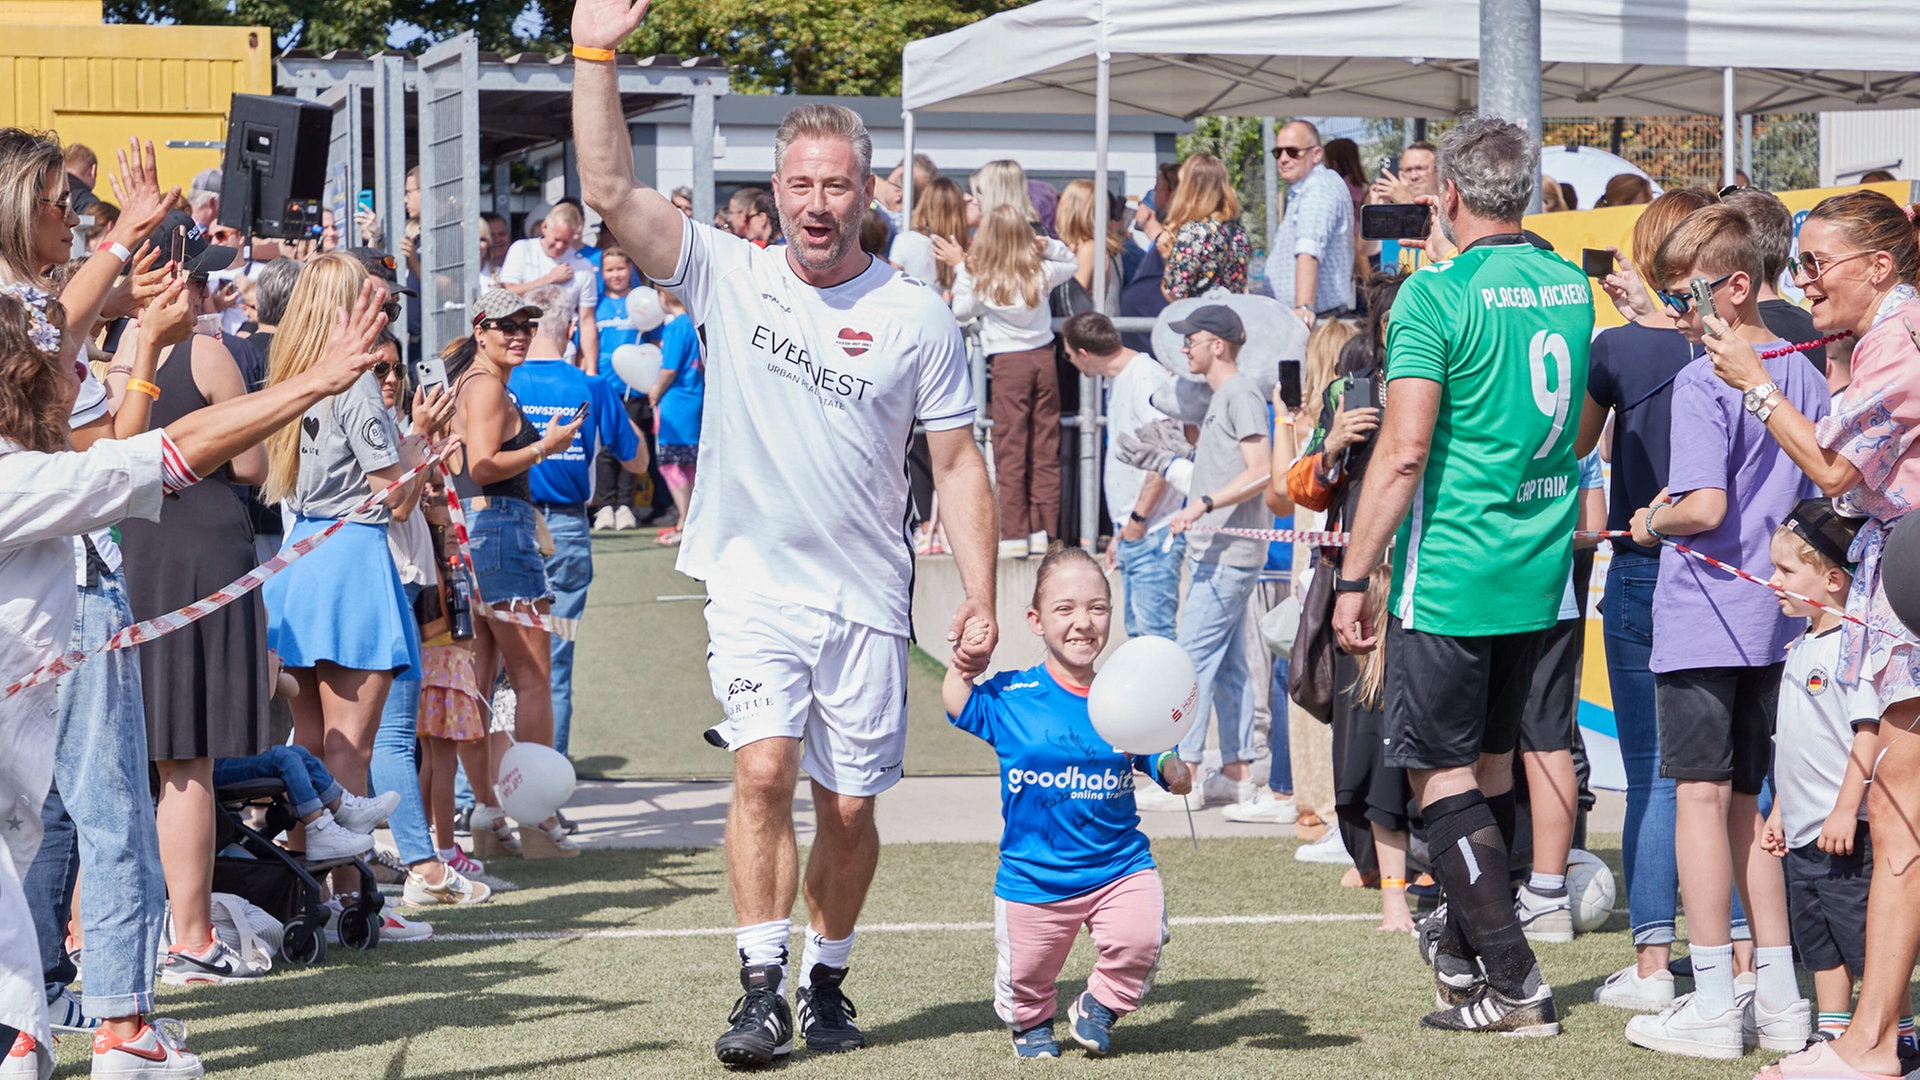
[993,868,1167,1030]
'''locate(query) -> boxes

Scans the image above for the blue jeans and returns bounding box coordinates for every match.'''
[543,507,594,758]
[370,582,436,866]
[22,568,165,1018]
[1268,656,1293,793]
[213,745,342,818]
[1175,559,1262,765]
[1605,553,1676,946]
[1117,527,1183,640]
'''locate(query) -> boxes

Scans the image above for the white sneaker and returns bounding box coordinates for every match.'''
[403,865,493,907]
[1294,829,1352,865]
[1593,963,1677,1011]
[1221,790,1298,824]
[1027,530,1050,554]
[1,1032,45,1080]
[332,790,401,833]
[592,506,617,531]
[998,538,1029,560]
[612,505,638,531]
[1199,770,1257,807]
[1744,993,1812,1052]
[1132,781,1198,813]
[379,909,435,942]
[1624,993,1744,1060]
[303,811,376,864]
[91,1018,204,1078]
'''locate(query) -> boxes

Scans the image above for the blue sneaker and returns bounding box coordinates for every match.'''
[1010,1022,1059,1059]
[1067,992,1116,1054]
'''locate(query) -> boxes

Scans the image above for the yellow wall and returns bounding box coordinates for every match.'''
[1525,181,1917,329]
[0,22,272,195]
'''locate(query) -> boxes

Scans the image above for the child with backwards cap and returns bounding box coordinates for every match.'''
[943,547,1192,1059]
[1760,499,1916,1050]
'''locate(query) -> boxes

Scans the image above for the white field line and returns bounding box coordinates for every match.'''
[432,911,1384,943]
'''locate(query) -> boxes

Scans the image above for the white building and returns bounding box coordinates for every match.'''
[1820,109,1919,185]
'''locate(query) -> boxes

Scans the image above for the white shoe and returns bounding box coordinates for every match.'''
[998,538,1029,560]
[1199,771,1257,808]
[1593,963,1677,1011]
[1221,790,1298,824]
[1294,829,1351,865]
[403,865,493,907]
[592,506,617,531]
[1,1032,47,1080]
[378,909,435,943]
[332,790,401,833]
[1744,993,1811,1052]
[612,505,638,531]
[1027,530,1050,554]
[1624,993,1744,1060]
[303,811,376,864]
[1132,781,1199,812]
[91,1018,204,1078]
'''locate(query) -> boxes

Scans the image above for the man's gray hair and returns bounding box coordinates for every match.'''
[773,103,873,179]
[526,284,574,343]
[253,258,302,326]
[1438,117,1539,222]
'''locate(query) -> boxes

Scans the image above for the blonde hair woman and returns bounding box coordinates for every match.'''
[889,176,969,291]
[1159,153,1251,299]
[970,159,1039,223]
[1056,178,1124,313]
[262,254,449,817]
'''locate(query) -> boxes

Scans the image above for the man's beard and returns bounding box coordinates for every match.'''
[778,207,860,273]
[1437,208,1457,247]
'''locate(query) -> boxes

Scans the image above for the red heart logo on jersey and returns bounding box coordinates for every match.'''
[837,328,872,357]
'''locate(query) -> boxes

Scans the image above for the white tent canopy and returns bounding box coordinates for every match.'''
[902,0,1920,120]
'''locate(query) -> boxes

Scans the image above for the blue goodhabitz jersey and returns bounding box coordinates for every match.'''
[950,663,1167,904]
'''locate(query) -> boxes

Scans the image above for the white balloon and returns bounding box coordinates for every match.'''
[495,742,576,824]
[611,342,663,391]
[1087,636,1200,754]
[625,286,667,333]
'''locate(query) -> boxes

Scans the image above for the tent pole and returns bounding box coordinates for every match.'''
[1081,49,1112,551]
[1262,118,1278,246]
[691,89,717,228]
[1722,68,1737,187]
[901,110,916,227]
[1478,0,1542,212]
[1741,113,1754,182]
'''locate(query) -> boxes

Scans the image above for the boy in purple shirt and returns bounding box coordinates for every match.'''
[1624,205,1829,1059]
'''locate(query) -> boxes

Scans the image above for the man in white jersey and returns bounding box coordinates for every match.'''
[573,0,999,1068]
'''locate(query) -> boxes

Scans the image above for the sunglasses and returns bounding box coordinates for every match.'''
[1654,272,1733,314]
[373,361,401,380]
[1271,145,1316,160]
[1788,249,1874,283]
[483,318,536,336]
[38,195,72,214]
[1717,184,1754,198]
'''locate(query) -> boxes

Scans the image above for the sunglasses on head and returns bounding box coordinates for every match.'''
[1788,249,1874,283]
[1271,145,1315,160]
[1654,272,1733,314]
[483,318,535,336]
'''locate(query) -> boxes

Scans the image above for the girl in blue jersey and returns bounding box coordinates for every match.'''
[944,547,1193,1058]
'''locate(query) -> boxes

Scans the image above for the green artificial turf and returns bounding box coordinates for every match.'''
[565,533,996,781]
[77,836,1819,1079]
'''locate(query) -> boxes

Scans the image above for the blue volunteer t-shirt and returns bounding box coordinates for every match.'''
[507,359,642,505]
[595,291,643,393]
[655,312,706,447]
[950,662,1165,904]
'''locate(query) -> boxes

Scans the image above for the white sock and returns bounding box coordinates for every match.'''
[736,919,792,989]
[1690,943,1737,1017]
[436,847,459,863]
[1527,872,1566,894]
[1753,946,1800,1012]
[801,929,855,977]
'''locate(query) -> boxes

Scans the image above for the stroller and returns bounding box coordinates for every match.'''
[213,776,384,965]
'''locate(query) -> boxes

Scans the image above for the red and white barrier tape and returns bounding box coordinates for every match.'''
[4,441,459,701]
[434,460,578,642]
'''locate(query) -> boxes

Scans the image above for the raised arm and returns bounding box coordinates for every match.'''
[572,0,685,283]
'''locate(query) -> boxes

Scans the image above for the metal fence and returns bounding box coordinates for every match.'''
[1540,113,1821,191]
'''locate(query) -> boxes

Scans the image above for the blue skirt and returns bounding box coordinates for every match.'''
[264,517,420,677]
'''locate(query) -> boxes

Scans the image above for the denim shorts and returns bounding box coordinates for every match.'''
[468,497,553,606]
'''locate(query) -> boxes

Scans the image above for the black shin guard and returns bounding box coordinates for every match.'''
[1423,790,1541,999]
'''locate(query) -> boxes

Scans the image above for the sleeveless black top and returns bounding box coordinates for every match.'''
[453,371,539,503]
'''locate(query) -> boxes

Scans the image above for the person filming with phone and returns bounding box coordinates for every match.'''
[508,283,645,764]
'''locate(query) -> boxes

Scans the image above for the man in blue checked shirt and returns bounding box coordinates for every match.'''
[509,284,647,759]
[1263,120,1356,327]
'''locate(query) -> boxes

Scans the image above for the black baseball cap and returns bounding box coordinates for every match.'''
[346,246,418,297]
[1168,303,1246,345]
[184,245,239,279]
[1782,497,1863,572]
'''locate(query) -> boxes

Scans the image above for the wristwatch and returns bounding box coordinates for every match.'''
[1127,510,1148,524]
[1199,494,1215,512]
[1333,577,1371,593]
[1742,380,1780,418]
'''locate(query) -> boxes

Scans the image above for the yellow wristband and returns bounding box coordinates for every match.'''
[126,378,161,401]
[572,44,617,62]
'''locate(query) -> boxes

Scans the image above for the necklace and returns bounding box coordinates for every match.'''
[1755,330,1853,360]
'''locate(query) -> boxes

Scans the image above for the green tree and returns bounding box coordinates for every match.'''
[107,0,407,52]
[1177,116,1268,247]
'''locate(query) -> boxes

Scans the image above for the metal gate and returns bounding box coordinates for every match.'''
[417,32,481,357]
[320,83,362,248]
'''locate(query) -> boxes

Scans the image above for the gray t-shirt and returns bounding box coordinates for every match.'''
[1183,372,1270,567]
[294,372,401,524]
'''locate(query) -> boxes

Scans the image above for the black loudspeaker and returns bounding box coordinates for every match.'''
[217,93,331,240]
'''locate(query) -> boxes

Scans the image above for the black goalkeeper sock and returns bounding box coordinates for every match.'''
[1424,790,1542,999]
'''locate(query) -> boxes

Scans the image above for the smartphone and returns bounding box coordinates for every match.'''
[192,313,222,337]
[1360,202,1432,242]
[1582,248,1615,278]
[1689,276,1719,324]
[569,400,590,424]
[415,356,448,394]
[1343,373,1381,414]
[1378,154,1398,178]
[1277,360,1303,411]
[356,189,375,215]
[170,226,186,277]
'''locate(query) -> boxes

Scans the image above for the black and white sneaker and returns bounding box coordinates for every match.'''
[1415,902,1449,967]
[714,964,793,1068]
[795,963,865,1053]
[1433,951,1484,1008]
[1421,983,1561,1037]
